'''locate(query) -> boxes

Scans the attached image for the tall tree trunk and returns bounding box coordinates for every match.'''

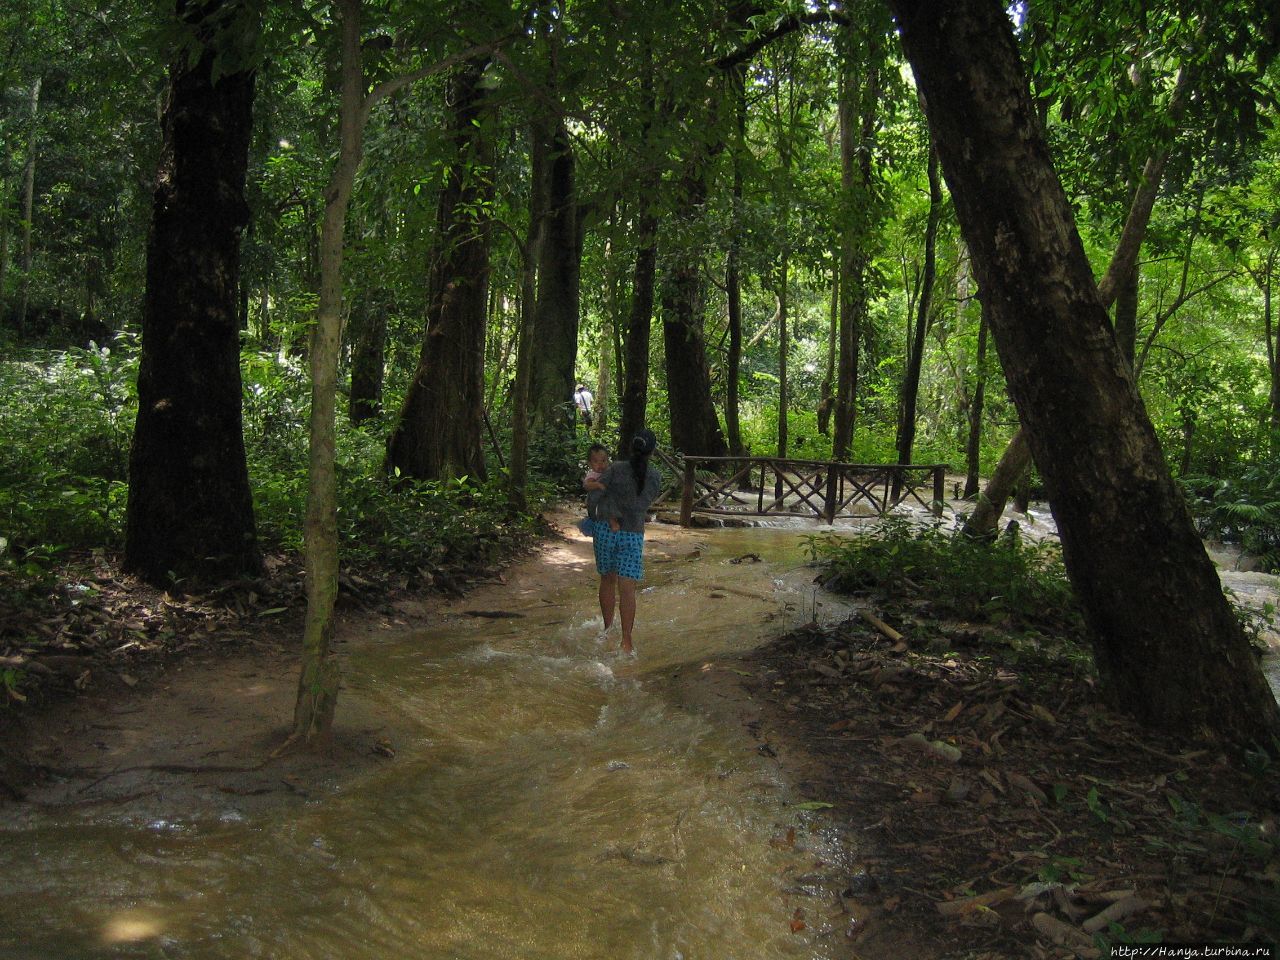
[506,120,548,509]
[833,37,881,460]
[125,2,260,588]
[0,164,10,316]
[1265,258,1278,437]
[618,212,658,458]
[662,161,728,458]
[818,265,837,437]
[18,77,40,329]
[387,61,493,482]
[777,275,789,460]
[595,225,617,436]
[724,66,747,459]
[963,303,989,500]
[890,0,1280,743]
[527,115,581,441]
[348,294,386,424]
[894,143,941,493]
[293,0,367,748]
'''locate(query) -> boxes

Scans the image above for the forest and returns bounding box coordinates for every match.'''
[2,0,1280,747]
[5,1,1280,954]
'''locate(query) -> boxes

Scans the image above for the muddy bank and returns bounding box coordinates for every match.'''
[670,605,1280,958]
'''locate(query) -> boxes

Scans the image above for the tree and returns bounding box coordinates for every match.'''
[386,60,495,483]
[893,141,942,491]
[888,0,1280,742]
[124,0,261,588]
[292,1,499,747]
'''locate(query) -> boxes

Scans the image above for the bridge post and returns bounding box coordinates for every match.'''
[932,465,945,517]
[680,459,695,527]
[824,464,837,524]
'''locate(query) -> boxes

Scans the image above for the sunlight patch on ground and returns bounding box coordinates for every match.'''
[101,908,165,944]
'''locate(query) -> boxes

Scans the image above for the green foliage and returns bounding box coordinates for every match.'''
[0,338,136,552]
[0,342,540,579]
[1184,455,1280,573]
[805,515,1082,634]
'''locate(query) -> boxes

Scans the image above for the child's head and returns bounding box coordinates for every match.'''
[587,443,609,472]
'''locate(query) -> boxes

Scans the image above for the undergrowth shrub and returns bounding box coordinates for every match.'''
[804,514,1083,636]
[1,342,545,578]
[0,337,136,551]
[1184,458,1280,574]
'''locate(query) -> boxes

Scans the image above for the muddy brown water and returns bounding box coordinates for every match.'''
[2,510,1276,959]
[0,521,865,960]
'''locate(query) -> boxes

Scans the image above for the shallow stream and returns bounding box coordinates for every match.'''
[0,523,860,960]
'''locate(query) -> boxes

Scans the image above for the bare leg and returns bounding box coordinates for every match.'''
[618,577,637,654]
[599,573,617,632]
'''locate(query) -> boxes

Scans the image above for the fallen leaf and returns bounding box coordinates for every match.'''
[789,908,806,932]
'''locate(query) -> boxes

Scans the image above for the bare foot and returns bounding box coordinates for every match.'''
[620,638,634,656]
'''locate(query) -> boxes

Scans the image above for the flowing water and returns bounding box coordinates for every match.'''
[0,522,863,960]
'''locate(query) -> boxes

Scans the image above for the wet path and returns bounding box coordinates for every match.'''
[0,519,859,960]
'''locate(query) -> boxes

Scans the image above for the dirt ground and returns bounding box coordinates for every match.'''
[667,607,1280,958]
[4,513,1279,959]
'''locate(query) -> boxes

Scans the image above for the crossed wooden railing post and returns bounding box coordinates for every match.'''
[673,454,947,527]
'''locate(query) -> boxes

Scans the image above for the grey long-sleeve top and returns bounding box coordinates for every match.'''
[598,460,662,533]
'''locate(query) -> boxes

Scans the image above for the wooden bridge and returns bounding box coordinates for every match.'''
[669,454,947,526]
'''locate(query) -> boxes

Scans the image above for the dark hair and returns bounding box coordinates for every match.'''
[629,429,656,488]
[587,443,608,459]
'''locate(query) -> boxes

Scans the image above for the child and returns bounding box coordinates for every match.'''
[578,443,610,537]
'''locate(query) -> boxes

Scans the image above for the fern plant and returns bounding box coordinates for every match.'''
[1185,462,1280,573]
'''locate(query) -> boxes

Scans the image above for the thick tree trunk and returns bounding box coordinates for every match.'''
[348,294,386,424]
[662,164,727,458]
[617,212,657,459]
[18,77,40,329]
[890,0,1280,742]
[125,3,260,588]
[506,121,548,509]
[894,143,941,493]
[528,116,581,440]
[387,61,493,482]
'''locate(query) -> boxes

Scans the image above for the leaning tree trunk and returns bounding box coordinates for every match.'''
[961,427,1031,541]
[889,0,1280,743]
[125,3,260,588]
[387,60,493,482]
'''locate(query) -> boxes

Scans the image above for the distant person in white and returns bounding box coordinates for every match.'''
[573,384,594,428]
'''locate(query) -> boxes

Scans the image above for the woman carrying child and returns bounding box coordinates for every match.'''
[594,429,662,656]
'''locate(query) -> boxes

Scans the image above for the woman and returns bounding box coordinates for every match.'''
[595,428,662,655]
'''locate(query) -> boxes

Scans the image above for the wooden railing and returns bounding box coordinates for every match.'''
[674,455,947,526]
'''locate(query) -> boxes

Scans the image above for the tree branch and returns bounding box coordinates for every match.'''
[358,41,505,130]
[713,10,849,71]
